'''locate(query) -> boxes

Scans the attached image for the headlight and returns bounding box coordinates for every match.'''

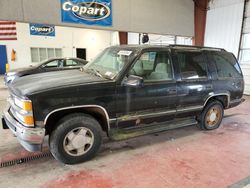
[7,72,16,76]
[14,97,33,111]
[7,75,16,83]
[13,96,34,127]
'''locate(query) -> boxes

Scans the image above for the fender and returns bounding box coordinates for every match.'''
[43,105,110,130]
[204,92,230,108]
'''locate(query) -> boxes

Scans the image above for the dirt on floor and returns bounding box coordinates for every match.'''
[0,78,249,188]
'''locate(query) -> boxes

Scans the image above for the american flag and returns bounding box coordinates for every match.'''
[0,21,17,40]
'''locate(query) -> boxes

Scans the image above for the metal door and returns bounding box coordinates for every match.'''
[0,45,7,74]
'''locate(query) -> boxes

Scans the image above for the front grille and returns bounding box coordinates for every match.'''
[9,108,18,123]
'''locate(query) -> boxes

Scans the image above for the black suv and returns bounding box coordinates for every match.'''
[2,45,244,164]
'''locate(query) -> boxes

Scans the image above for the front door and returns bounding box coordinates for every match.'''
[0,45,7,74]
[116,50,177,129]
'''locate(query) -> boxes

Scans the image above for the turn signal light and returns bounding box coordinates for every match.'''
[24,116,34,126]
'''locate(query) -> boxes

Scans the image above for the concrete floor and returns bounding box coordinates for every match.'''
[0,76,250,188]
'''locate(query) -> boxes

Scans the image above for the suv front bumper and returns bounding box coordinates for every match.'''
[2,108,45,152]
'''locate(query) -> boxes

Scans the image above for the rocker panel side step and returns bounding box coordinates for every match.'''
[110,118,198,140]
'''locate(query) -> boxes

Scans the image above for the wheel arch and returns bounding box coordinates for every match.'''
[44,105,110,135]
[204,93,230,109]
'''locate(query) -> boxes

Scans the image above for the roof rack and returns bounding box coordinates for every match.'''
[169,45,226,51]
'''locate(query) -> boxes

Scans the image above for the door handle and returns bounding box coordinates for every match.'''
[206,85,213,89]
[167,88,177,94]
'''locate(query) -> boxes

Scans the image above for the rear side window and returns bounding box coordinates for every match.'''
[65,59,79,67]
[176,51,207,80]
[211,52,242,78]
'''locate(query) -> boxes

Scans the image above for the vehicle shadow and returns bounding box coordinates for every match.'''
[0,124,200,169]
[98,124,200,157]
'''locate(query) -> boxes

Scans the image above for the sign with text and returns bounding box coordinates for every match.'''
[30,24,55,37]
[61,0,112,27]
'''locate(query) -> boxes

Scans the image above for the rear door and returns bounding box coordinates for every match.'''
[42,59,63,72]
[63,59,81,70]
[173,50,213,117]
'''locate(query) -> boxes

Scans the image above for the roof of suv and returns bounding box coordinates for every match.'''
[116,44,226,52]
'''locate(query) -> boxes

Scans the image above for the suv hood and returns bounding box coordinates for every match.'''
[9,70,106,96]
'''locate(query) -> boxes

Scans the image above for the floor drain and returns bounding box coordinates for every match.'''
[0,152,53,168]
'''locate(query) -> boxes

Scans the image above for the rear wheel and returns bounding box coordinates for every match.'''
[199,100,224,130]
[49,113,102,164]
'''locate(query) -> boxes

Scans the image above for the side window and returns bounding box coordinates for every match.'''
[129,51,173,81]
[65,59,79,67]
[211,52,242,78]
[177,51,207,80]
[44,60,61,68]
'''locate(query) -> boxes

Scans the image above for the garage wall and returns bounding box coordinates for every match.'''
[0,0,194,37]
[0,22,115,70]
[239,0,250,95]
[204,0,244,57]
[128,33,192,45]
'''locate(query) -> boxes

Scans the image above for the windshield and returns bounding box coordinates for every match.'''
[84,47,136,79]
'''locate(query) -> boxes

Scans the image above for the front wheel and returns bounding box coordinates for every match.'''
[49,113,102,164]
[199,100,224,130]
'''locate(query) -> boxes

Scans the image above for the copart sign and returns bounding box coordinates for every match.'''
[30,24,55,37]
[61,0,112,26]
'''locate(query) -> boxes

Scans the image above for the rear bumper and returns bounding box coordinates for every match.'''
[2,107,45,152]
[229,98,245,108]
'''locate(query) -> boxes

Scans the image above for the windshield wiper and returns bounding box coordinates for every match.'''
[86,68,104,78]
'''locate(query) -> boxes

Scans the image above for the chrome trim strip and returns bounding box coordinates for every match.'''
[44,105,110,130]
[117,110,176,121]
[177,106,203,112]
[204,93,230,108]
[109,118,117,122]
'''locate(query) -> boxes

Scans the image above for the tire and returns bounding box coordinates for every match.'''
[49,113,102,164]
[198,100,224,130]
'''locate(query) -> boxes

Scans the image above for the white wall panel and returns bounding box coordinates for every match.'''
[0,0,194,37]
[0,22,114,70]
[128,32,192,45]
[204,0,244,57]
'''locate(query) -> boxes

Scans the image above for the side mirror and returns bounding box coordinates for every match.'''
[123,75,144,88]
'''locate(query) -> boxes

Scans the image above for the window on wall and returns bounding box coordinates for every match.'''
[30,48,63,63]
[239,34,250,64]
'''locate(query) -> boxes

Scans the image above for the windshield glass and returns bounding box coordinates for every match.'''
[84,47,136,79]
